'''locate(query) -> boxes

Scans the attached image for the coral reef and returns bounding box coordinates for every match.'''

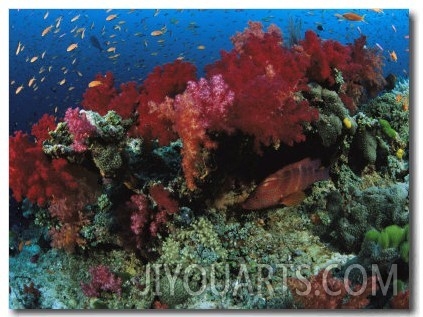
[9,20,409,310]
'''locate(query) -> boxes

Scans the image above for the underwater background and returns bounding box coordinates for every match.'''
[8,7,411,310]
[10,9,408,134]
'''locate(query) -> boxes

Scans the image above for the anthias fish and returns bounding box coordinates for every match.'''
[242,158,329,210]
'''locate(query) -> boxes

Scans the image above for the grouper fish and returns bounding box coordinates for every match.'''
[242,158,329,210]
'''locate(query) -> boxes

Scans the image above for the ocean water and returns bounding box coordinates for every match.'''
[10,9,409,133]
[9,9,410,310]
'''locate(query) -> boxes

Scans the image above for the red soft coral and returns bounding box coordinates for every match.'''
[287,270,376,309]
[390,289,409,309]
[31,114,56,144]
[81,71,117,115]
[133,60,197,146]
[149,184,179,215]
[9,131,79,206]
[206,21,318,152]
[49,220,87,253]
[300,31,385,113]
[107,81,140,118]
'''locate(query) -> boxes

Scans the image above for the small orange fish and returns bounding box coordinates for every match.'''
[106,14,118,21]
[41,25,53,37]
[67,43,78,52]
[371,8,384,14]
[337,12,366,22]
[389,50,398,62]
[242,158,329,210]
[28,76,36,87]
[15,85,24,94]
[151,30,163,36]
[88,80,103,88]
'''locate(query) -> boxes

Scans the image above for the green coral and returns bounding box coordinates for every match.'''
[363,224,409,262]
[379,119,399,140]
[92,144,123,177]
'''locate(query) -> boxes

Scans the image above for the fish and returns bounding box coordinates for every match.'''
[242,158,329,210]
[41,51,46,59]
[151,30,163,36]
[106,14,118,21]
[371,8,384,14]
[389,50,398,62]
[30,56,39,63]
[15,85,24,94]
[59,78,66,85]
[392,24,397,32]
[44,11,49,19]
[375,43,384,51]
[28,76,36,87]
[335,12,366,22]
[70,14,80,22]
[41,25,53,36]
[90,36,103,51]
[197,45,206,50]
[107,47,116,53]
[15,41,21,55]
[88,80,103,88]
[67,43,78,52]
[55,16,62,28]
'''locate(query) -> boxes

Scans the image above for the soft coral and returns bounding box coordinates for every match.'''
[206,21,318,152]
[9,131,78,206]
[133,60,197,146]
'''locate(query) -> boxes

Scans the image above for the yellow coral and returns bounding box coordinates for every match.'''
[343,117,352,129]
[396,148,405,160]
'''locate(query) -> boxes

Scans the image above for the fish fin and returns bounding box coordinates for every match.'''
[281,191,306,206]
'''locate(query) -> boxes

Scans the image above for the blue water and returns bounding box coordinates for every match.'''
[9,9,409,134]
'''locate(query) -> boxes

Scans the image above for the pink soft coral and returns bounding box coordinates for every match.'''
[64,107,97,152]
[127,185,179,248]
[81,265,122,298]
[133,60,197,146]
